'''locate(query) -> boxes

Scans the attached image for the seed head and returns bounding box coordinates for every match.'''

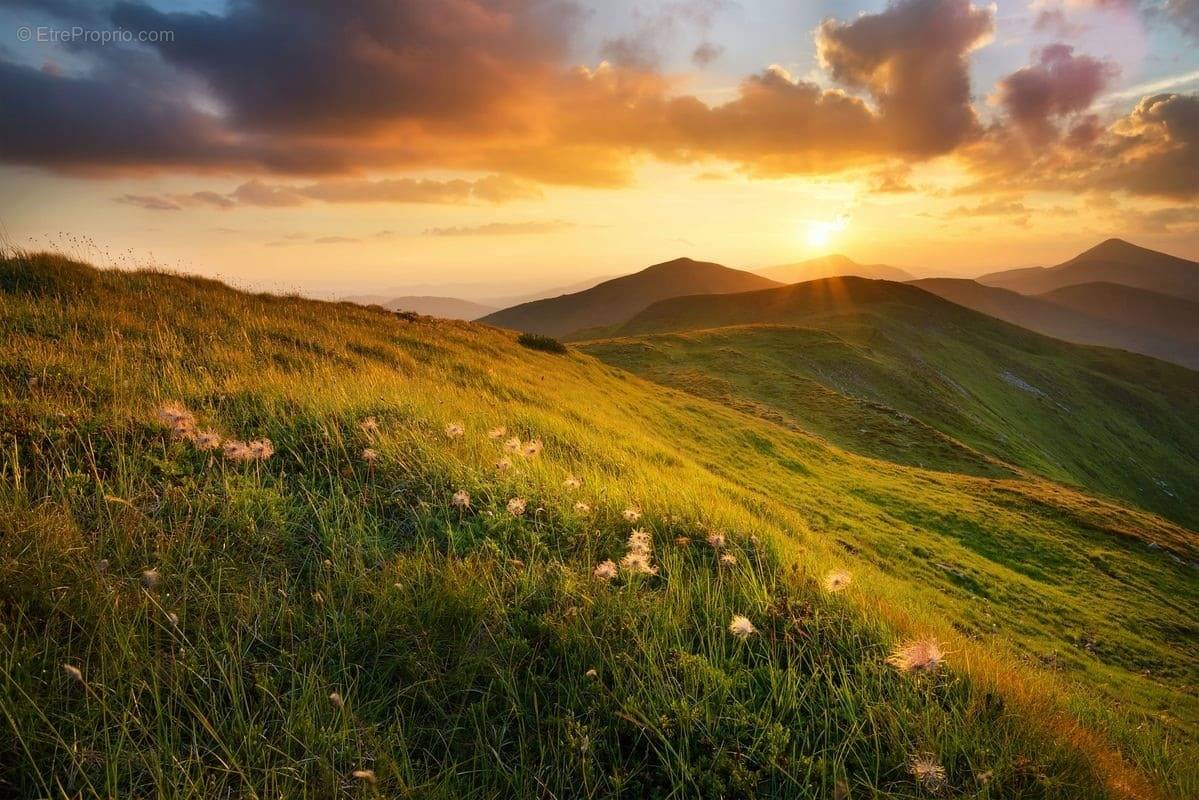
[824,569,851,593]
[728,615,756,639]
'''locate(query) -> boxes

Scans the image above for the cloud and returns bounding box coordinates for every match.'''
[945,199,1028,217]
[816,0,995,155]
[110,175,541,211]
[962,90,1199,200]
[115,194,182,211]
[423,220,576,236]
[0,0,1006,187]
[1096,92,1199,198]
[994,44,1117,142]
[691,42,723,66]
[1165,0,1199,38]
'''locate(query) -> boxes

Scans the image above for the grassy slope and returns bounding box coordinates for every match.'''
[589,279,1199,531]
[1,255,1196,798]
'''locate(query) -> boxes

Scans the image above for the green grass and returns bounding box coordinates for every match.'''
[583,282,1199,530]
[0,253,1196,798]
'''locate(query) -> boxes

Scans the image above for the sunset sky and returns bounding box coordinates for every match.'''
[2,0,1198,298]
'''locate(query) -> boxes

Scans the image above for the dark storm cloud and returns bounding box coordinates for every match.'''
[4,0,1195,202]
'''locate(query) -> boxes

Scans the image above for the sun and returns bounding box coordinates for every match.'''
[805,216,849,249]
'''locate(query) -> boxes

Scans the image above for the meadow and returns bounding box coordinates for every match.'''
[0,253,1196,798]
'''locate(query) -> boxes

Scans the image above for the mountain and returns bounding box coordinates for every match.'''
[911,278,1199,369]
[477,257,781,337]
[977,238,1199,300]
[345,294,497,320]
[1038,282,1199,348]
[4,252,1198,798]
[586,276,1199,530]
[757,254,914,284]
[486,273,619,308]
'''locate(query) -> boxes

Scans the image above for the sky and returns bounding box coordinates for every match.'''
[1,0,1198,299]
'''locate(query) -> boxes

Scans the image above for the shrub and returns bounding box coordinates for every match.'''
[517,332,567,354]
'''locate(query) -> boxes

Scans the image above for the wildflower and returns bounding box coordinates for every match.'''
[908,754,947,790]
[248,439,274,460]
[706,531,726,549]
[824,569,851,593]
[522,439,543,457]
[620,549,658,575]
[495,458,512,471]
[887,637,945,674]
[622,507,641,523]
[157,404,195,438]
[674,536,691,547]
[141,569,160,590]
[585,668,598,679]
[573,501,591,514]
[329,692,344,708]
[507,497,526,516]
[563,476,581,489]
[445,422,465,439]
[487,426,506,439]
[62,663,84,683]
[222,440,253,461]
[627,528,652,553]
[452,490,471,509]
[719,553,737,568]
[728,615,756,639]
[352,769,377,785]
[503,437,522,453]
[193,430,222,451]
[359,416,379,437]
[593,560,618,581]
[361,448,379,464]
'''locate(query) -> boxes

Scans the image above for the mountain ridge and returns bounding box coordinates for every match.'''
[977,238,1199,300]
[478,256,781,337]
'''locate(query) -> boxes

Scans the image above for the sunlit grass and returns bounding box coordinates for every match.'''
[0,252,1193,798]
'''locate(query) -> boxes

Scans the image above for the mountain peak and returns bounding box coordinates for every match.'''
[1074,238,1150,262]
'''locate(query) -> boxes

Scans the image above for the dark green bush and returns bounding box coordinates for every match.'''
[517,332,567,354]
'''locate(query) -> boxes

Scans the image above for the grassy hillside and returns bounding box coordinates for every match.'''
[911,278,1198,369]
[478,257,780,337]
[2,254,1197,799]
[587,277,1199,530]
[977,239,1199,301]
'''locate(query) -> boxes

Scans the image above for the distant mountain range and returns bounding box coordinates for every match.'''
[477,257,780,337]
[342,295,498,320]
[756,254,914,284]
[977,238,1199,301]
[911,279,1199,370]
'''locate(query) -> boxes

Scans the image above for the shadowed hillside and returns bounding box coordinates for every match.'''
[478,257,781,337]
[978,239,1199,301]
[1039,282,1199,350]
[586,276,1199,529]
[2,253,1197,798]
[912,278,1199,369]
